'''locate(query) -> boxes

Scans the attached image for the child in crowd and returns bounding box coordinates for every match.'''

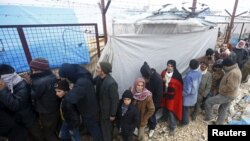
[116,90,139,141]
[54,80,82,141]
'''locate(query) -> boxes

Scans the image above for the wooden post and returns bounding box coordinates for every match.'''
[238,23,245,41]
[100,0,111,44]
[225,0,238,43]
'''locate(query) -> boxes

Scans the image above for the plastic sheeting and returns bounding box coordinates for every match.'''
[0,5,78,25]
[99,29,218,96]
[112,18,216,35]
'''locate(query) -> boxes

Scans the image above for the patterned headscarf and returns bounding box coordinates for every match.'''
[131,78,151,101]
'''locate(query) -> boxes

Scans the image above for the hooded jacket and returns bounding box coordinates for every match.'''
[59,63,99,118]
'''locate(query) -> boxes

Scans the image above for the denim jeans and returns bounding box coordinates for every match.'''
[181,106,190,125]
[204,94,234,124]
[148,113,157,130]
[163,108,176,130]
[148,108,161,130]
[59,122,81,141]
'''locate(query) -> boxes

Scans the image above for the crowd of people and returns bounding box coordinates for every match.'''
[0,40,250,141]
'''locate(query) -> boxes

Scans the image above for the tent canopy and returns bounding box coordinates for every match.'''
[100,28,218,97]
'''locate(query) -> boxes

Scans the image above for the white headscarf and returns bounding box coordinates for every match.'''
[236,40,246,49]
[1,72,23,93]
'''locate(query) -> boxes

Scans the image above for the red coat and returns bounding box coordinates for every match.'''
[161,70,183,121]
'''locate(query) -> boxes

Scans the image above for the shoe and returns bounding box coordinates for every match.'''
[169,129,175,136]
[148,130,155,138]
[191,114,196,121]
[179,123,188,127]
[133,128,138,136]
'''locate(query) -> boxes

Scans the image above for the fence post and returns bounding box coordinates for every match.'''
[95,24,101,57]
[238,23,245,41]
[17,26,32,63]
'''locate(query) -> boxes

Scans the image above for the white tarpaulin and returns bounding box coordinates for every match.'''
[112,18,216,35]
[100,29,218,96]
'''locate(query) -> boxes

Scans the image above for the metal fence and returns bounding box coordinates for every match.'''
[0,23,100,73]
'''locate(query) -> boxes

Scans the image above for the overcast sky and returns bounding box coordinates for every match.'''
[1,0,249,14]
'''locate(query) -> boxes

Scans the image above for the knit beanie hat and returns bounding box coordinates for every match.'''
[99,62,112,74]
[140,62,152,79]
[222,58,235,67]
[54,79,70,91]
[30,58,50,71]
[122,90,133,100]
[189,59,199,70]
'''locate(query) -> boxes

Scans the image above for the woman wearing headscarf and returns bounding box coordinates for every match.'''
[131,78,155,141]
[160,60,183,136]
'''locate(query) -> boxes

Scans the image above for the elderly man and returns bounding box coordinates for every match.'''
[94,62,119,141]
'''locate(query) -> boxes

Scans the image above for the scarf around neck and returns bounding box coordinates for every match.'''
[165,72,173,88]
[121,104,129,116]
[131,78,151,101]
[1,72,23,93]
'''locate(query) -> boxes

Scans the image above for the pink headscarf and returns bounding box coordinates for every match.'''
[131,78,151,101]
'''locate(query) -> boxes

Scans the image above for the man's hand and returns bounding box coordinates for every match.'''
[109,116,115,121]
[0,80,6,90]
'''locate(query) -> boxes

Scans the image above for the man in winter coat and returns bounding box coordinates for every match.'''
[0,64,44,141]
[59,63,102,141]
[140,62,163,137]
[204,58,242,125]
[94,62,119,141]
[30,58,60,141]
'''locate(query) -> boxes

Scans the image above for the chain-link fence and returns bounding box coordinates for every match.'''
[0,23,100,73]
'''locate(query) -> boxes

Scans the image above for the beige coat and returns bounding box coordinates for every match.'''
[219,64,242,99]
[134,95,155,127]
